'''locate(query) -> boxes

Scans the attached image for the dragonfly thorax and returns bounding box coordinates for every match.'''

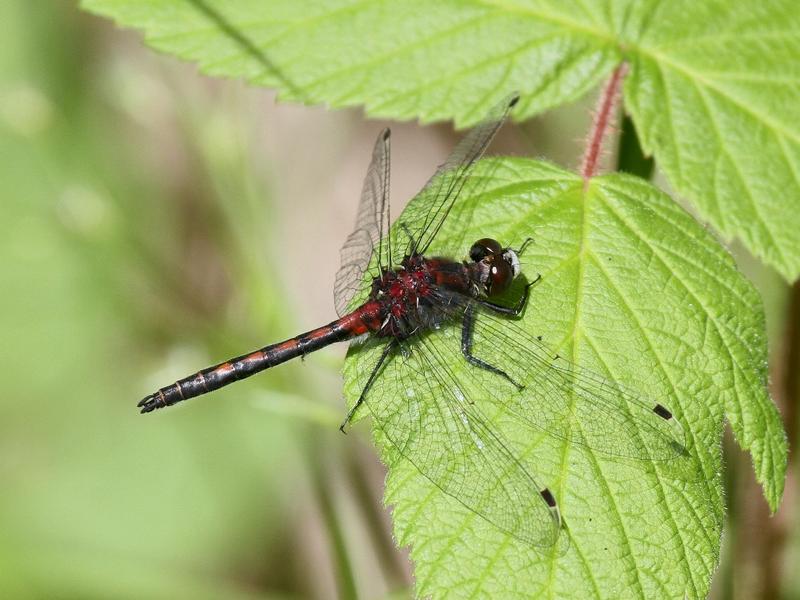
[369,256,467,339]
[368,238,523,340]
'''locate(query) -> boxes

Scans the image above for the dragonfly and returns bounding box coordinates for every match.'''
[138,95,687,547]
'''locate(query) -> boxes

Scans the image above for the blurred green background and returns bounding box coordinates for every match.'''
[0,4,796,599]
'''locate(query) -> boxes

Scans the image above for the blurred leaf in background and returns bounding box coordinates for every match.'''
[0,3,369,598]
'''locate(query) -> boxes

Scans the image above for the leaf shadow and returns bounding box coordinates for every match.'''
[186,0,306,100]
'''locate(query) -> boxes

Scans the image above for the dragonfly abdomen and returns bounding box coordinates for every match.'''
[138,304,381,413]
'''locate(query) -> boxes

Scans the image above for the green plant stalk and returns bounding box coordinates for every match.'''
[309,442,359,600]
[346,446,410,590]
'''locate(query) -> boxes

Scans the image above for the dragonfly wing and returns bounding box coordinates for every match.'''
[354,334,562,547]
[334,128,392,317]
[461,300,688,461]
[336,95,517,315]
[397,94,519,258]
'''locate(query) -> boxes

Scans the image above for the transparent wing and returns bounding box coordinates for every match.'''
[335,95,517,315]
[356,334,562,547]
[427,288,688,461]
[334,128,392,317]
[396,94,519,258]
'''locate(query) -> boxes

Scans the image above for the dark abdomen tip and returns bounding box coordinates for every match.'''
[137,392,164,414]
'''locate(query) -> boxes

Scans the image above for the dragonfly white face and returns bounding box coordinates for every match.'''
[503,248,522,278]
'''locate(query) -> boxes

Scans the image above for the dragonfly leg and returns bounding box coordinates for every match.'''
[478,273,541,317]
[461,304,524,390]
[339,340,396,433]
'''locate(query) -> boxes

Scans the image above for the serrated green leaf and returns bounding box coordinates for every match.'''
[624,0,800,282]
[342,158,786,598]
[79,0,619,124]
[81,0,800,279]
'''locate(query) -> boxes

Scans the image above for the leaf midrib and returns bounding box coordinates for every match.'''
[561,184,649,598]
[586,257,701,595]
[475,0,617,45]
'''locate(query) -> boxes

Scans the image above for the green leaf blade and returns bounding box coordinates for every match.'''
[80,0,620,125]
[625,0,800,279]
[343,158,785,597]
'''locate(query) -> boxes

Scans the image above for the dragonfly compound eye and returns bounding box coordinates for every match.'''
[470,238,503,262]
[487,258,514,296]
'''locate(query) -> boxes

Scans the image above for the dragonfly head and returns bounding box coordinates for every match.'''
[469,238,521,297]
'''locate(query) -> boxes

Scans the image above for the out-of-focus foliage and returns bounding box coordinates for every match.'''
[0,3,350,597]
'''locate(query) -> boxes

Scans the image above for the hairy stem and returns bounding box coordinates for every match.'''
[581,62,628,185]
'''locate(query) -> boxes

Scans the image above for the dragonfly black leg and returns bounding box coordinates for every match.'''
[478,273,541,317]
[339,340,396,433]
[461,303,524,390]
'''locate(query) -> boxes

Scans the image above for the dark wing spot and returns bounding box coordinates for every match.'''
[653,403,673,420]
[540,488,557,508]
